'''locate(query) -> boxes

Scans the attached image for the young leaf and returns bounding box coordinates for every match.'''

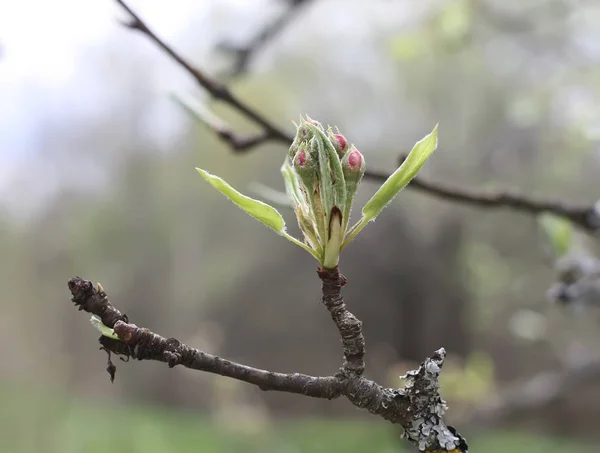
[281,159,304,208]
[539,213,573,257]
[197,168,286,232]
[342,125,438,248]
[362,124,438,221]
[197,168,321,261]
[323,206,344,269]
[90,315,120,340]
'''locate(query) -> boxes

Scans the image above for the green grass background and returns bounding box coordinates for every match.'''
[1,383,594,453]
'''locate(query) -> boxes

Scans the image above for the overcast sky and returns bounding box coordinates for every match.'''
[0,0,283,216]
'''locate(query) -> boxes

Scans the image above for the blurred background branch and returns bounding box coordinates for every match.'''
[115,0,600,234]
[369,166,600,233]
[116,0,291,148]
[469,354,600,428]
[217,0,314,78]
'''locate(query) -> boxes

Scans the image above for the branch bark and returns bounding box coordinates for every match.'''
[68,276,468,452]
[218,0,313,77]
[318,268,366,376]
[368,167,600,232]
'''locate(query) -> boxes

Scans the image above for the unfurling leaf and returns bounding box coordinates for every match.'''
[362,124,438,221]
[90,315,120,340]
[197,167,320,260]
[197,168,286,232]
[342,125,438,248]
[539,213,573,257]
[323,206,344,269]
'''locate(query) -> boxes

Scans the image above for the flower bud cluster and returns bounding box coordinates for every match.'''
[286,116,365,269]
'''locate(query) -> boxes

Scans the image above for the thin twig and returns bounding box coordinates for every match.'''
[68,276,468,452]
[115,0,290,144]
[218,0,313,77]
[368,167,599,232]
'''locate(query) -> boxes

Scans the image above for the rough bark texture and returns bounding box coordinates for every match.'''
[318,268,366,376]
[68,275,468,452]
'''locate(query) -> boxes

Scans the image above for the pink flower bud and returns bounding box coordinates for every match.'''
[341,146,366,237]
[347,149,362,169]
[334,134,348,152]
[297,149,307,166]
[295,117,322,143]
[306,118,324,131]
[293,146,318,191]
[342,146,366,198]
[328,131,349,159]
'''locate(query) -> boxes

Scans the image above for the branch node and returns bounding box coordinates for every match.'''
[68,276,466,451]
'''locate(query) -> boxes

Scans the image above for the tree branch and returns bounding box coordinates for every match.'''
[68,276,468,452]
[318,268,366,376]
[218,0,313,77]
[367,167,600,232]
[114,0,600,234]
[115,0,291,145]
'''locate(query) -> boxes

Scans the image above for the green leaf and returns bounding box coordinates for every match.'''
[363,124,438,220]
[317,128,346,210]
[539,214,573,257]
[388,33,426,61]
[90,315,120,340]
[342,125,438,247]
[436,0,472,41]
[315,132,334,227]
[281,159,305,209]
[197,168,321,260]
[197,168,286,232]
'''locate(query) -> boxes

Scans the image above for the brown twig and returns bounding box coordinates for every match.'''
[68,276,468,452]
[116,0,290,145]
[367,167,600,232]
[218,0,313,77]
[114,0,600,234]
[318,268,365,376]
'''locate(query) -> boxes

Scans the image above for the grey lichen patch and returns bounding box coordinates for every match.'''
[398,348,464,452]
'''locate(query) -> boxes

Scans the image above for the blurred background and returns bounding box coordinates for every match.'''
[2,0,600,452]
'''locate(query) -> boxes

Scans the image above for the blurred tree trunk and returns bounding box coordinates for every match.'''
[394,217,471,362]
[354,210,471,364]
[209,207,472,416]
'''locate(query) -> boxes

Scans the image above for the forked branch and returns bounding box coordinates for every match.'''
[68,276,468,452]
